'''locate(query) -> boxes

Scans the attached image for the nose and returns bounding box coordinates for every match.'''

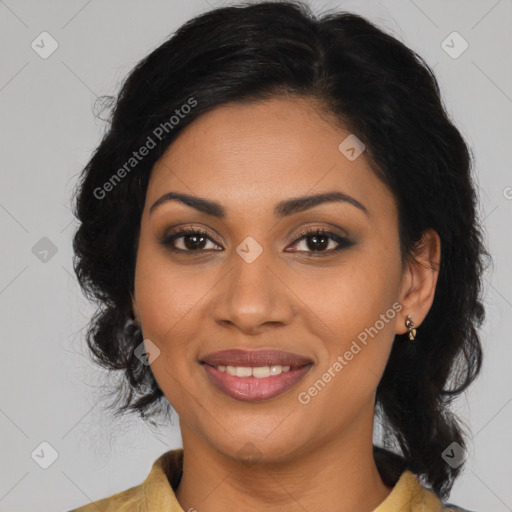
[209,249,296,335]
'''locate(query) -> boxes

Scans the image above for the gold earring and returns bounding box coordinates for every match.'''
[405,315,417,340]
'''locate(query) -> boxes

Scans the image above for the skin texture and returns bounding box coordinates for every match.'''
[131,96,441,512]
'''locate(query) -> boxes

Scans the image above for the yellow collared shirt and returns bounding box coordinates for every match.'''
[68,449,473,512]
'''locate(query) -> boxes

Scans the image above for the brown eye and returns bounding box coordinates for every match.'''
[160,228,223,252]
[287,228,354,254]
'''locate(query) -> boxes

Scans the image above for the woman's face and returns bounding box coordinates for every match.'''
[132,96,415,462]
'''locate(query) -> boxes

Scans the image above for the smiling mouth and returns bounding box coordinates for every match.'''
[203,362,297,377]
[200,362,313,402]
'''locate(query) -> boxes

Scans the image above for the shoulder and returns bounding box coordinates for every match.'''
[66,449,184,512]
[376,469,477,512]
[66,482,147,512]
[374,449,477,512]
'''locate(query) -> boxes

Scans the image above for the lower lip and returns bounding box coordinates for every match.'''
[201,363,312,402]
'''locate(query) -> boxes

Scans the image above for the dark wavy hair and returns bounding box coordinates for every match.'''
[72,0,489,500]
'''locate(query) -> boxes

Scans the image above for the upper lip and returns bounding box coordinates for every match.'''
[200,349,313,369]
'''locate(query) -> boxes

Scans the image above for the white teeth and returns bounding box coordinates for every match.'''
[270,365,282,376]
[236,366,252,377]
[253,366,271,378]
[216,364,291,377]
[226,365,237,376]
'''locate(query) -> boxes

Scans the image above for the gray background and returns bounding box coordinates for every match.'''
[0,0,511,510]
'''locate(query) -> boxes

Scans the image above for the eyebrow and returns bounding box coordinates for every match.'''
[149,190,368,219]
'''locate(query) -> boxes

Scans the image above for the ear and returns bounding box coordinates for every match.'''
[395,228,441,335]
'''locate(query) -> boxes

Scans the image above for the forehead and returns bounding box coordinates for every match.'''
[147,97,395,218]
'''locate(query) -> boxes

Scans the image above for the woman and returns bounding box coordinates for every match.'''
[68,1,488,511]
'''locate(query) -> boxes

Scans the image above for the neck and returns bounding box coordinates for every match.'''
[175,407,393,512]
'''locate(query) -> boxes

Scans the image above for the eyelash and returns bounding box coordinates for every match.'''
[160,226,353,256]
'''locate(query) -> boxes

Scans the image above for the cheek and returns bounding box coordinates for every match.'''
[133,245,235,412]
[297,273,399,419]
[133,242,205,353]
[301,245,402,378]
[308,258,399,333]
[133,251,205,410]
